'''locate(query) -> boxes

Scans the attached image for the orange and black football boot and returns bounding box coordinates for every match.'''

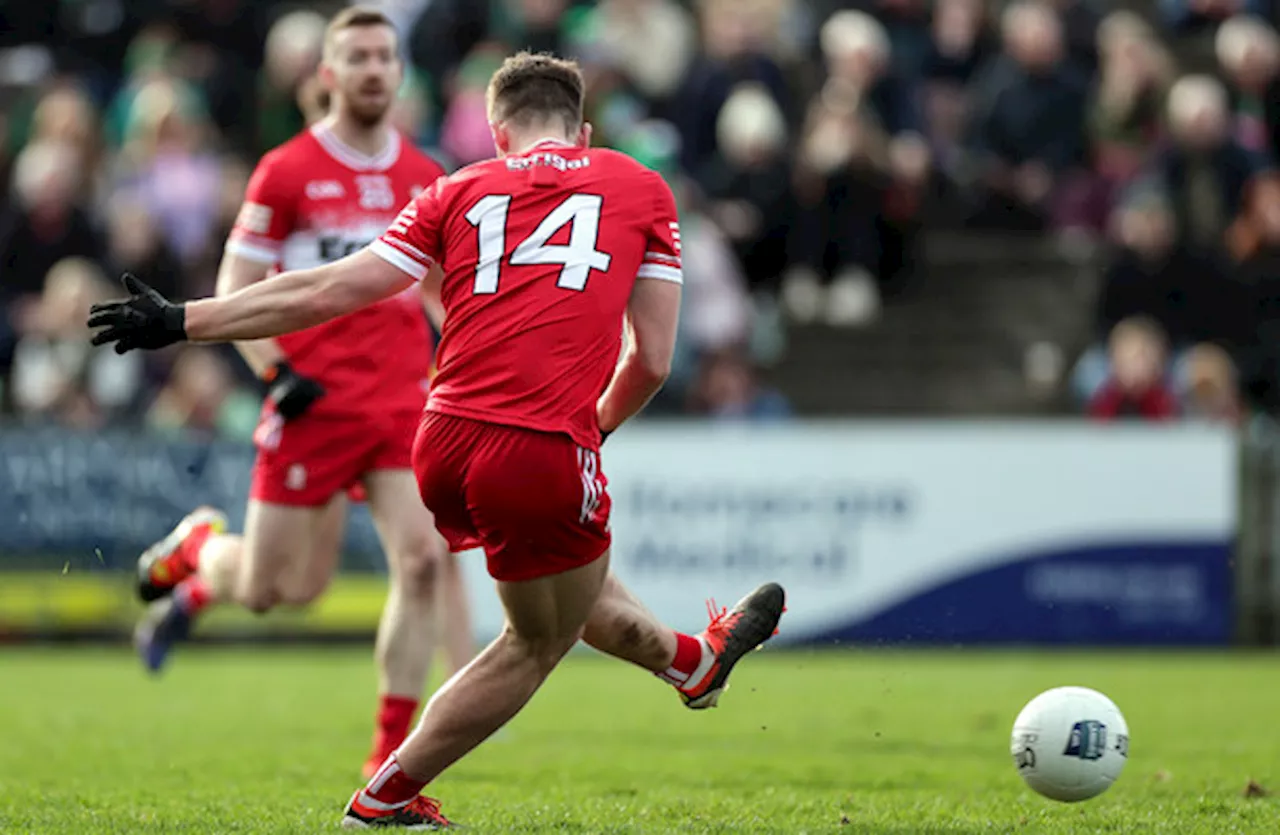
[677,582,786,709]
[342,792,456,830]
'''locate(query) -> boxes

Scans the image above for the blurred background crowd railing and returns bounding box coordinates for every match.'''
[5,0,1280,427]
[5,0,1280,646]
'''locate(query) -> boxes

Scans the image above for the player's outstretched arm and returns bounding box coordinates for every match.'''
[185,249,415,342]
[88,252,416,353]
[596,277,681,435]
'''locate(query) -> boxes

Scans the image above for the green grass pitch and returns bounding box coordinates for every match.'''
[0,647,1275,833]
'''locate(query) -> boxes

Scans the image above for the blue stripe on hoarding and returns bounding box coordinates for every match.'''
[798,541,1233,646]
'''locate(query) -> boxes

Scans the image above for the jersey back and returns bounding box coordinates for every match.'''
[227,124,446,416]
[372,141,683,449]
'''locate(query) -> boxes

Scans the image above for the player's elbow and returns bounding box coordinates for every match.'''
[635,347,672,385]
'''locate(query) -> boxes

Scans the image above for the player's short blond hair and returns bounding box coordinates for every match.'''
[486,52,585,130]
[323,5,397,61]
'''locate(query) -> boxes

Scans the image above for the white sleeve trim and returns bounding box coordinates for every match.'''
[369,239,430,281]
[644,251,682,266]
[224,239,280,264]
[636,264,683,284]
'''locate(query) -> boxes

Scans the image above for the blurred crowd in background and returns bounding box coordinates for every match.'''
[2,0,1280,435]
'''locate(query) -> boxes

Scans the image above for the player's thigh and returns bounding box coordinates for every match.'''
[465,426,612,584]
[239,499,329,600]
[272,492,349,603]
[496,549,611,651]
[362,467,443,587]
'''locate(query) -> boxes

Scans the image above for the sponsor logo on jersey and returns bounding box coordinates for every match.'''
[305,180,346,200]
[356,175,396,210]
[505,152,590,172]
[318,236,374,261]
[236,202,272,235]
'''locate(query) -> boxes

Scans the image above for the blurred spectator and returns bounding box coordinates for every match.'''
[577,0,697,109]
[701,84,794,294]
[391,69,437,146]
[257,10,328,155]
[964,1,1089,232]
[1161,0,1274,36]
[439,46,507,167]
[1074,194,1246,401]
[26,82,102,191]
[1148,73,1270,256]
[145,346,259,440]
[103,196,185,301]
[1182,343,1243,422]
[110,77,225,266]
[1087,14,1175,223]
[674,0,793,181]
[10,258,142,427]
[785,9,928,327]
[841,0,932,79]
[1087,316,1180,421]
[922,0,996,180]
[0,140,104,304]
[687,348,792,421]
[1215,15,1280,155]
[488,0,580,56]
[1228,174,1280,409]
[1050,0,1105,74]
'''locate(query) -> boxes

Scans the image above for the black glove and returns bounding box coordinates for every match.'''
[263,360,325,420]
[87,274,187,354]
[600,428,613,444]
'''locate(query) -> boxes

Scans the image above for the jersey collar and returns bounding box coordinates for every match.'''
[311,123,402,172]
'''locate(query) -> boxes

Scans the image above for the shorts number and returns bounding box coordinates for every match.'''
[464,194,612,294]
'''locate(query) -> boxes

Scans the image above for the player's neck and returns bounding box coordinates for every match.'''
[506,131,576,156]
[321,114,394,159]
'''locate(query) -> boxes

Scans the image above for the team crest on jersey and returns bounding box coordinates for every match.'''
[286,464,308,491]
[306,180,346,200]
[356,175,396,210]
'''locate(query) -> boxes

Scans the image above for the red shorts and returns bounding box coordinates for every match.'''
[251,409,419,507]
[413,411,611,582]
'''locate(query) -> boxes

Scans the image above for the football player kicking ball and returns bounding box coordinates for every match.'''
[130,7,476,778]
[89,51,786,829]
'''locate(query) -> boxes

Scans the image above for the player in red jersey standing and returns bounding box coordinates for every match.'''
[128,7,475,778]
[89,52,785,829]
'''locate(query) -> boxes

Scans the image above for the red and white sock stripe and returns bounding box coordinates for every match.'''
[359,754,418,811]
[658,636,714,689]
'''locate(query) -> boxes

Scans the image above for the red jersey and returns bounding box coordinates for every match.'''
[226,123,446,416]
[371,140,682,449]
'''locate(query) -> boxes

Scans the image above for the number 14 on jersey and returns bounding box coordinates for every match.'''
[465,194,613,294]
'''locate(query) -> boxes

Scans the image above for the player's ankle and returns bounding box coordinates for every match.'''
[656,632,707,687]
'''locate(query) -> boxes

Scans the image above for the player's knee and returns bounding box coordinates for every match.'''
[237,586,278,614]
[389,534,441,600]
[502,624,582,673]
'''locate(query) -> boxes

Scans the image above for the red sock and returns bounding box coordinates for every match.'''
[657,632,704,686]
[362,753,428,807]
[174,577,213,615]
[177,525,215,574]
[371,695,419,760]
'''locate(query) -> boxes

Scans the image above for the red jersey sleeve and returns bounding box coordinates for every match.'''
[369,179,444,282]
[225,151,296,264]
[635,172,683,285]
